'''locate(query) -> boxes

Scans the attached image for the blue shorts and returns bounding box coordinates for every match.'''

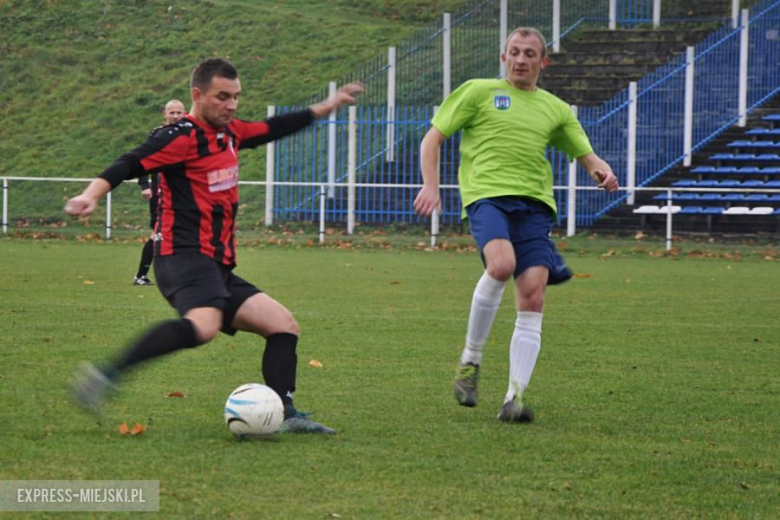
[465,196,572,285]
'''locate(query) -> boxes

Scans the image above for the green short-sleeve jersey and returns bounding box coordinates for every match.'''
[432,78,593,216]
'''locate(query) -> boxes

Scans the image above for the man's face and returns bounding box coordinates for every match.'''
[163,102,185,125]
[193,76,241,128]
[502,33,549,90]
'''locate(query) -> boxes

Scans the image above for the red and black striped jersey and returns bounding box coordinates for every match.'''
[99,110,314,267]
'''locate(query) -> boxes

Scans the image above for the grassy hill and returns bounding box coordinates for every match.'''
[0,0,467,180]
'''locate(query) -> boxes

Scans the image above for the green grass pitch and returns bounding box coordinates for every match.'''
[0,239,777,518]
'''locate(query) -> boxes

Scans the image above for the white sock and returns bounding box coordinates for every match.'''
[460,273,506,366]
[505,311,543,403]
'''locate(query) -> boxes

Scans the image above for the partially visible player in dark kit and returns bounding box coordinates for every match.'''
[133,99,186,286]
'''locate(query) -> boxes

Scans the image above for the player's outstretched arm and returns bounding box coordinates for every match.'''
[414,127,446,217]
[578,152,619,193]
[309,83,365,118]
[64,178,112,217]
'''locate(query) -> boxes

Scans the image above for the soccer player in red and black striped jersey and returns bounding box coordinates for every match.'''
[133,99,186,286]
[65,58,364,434]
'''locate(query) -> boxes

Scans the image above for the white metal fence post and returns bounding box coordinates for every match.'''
[552,0,561,53]
[2,178,7,235]
[443,13,451,98]
[386,46,396,162]
[653,0,661,29]
[431,105,440,247]
[665,189,673,251]
[265,105,275,226]
[348,106,357,235]
[500,0,508,77]
[609,0,617,30]
[627,82,637,205]
[738,9,749,127]
[327,81,337,198]
[319,184,326,244]
[105,191,112,240]
[683,47,695,167]
[567,106,578,237]
[732,0,740,29]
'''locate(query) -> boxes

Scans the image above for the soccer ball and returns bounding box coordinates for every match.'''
[224,383,284,438]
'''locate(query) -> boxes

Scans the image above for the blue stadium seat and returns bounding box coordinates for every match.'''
[691,166,715,173]
[762,167,780,174]
[680,206,725,215]
[697,193,723,201]
[672,180,698,187]
[775,208,780,215]
[745,194,769,202]
[696,180,720,187]
[654,193,699,201]
[727,141,780,149]
[711,154,780,161]
[763,115,780,121]
[741,180,765,188]
[717,180,742,187]
[765,180,780,188]
[766,194,780,202]
[721,193,746,202]
[736,167,761,174]
[746,128,780,136]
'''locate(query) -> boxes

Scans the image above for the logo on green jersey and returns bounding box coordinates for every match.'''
[494,93,511,110]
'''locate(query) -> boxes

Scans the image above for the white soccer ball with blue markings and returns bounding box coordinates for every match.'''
[224,383,284,438]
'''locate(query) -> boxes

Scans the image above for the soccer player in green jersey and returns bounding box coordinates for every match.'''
[414,27,619,423]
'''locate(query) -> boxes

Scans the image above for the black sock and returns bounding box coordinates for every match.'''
[262,333,298,411]
[136,239,154,278]
[109,319,200,377]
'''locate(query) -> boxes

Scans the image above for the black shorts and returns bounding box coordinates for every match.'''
[148,197,158,230]
[153,252,261,335]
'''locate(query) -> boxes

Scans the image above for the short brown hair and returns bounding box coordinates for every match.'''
[190,58,238,91]
[503,27,548,58]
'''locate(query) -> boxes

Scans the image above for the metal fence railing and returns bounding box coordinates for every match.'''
[267,0,779,229]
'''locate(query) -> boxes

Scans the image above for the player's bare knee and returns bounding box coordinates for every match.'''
[487,260,515,282]
[519,290,545,312]
[192,323,220,344]
[277,311,299,336]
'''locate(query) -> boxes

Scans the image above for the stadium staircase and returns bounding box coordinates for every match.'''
[590,93,780,236]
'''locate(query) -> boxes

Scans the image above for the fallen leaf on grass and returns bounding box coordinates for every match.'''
[573,273,593,278]
[309,360,323,369]
[118,422,146,435]
[166,391,186,398]
[83,280,95,285]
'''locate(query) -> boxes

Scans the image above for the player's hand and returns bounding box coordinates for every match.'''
[413,185,441,217]
[141,188,152,200]
[311,83,365,117]
[594,169,619,193]
[64,195,98,217]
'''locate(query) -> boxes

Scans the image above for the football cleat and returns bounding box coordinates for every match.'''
[453,362,480,407]
[279,416,337,435]
[71,362,116,416]
[133,275,154,286]
[497,398,534,423]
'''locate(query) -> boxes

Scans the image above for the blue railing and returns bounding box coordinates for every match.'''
[269,0,779,227]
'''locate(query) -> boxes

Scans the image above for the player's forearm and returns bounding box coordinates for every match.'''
[578,153,612,182]
[99,155,145,189]
[81,178,113,201]
[419,131,443,189]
